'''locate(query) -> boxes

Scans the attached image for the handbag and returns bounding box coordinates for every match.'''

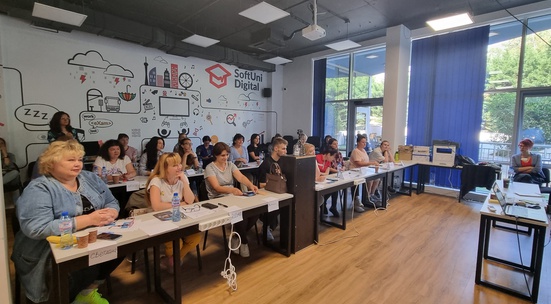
[265,163,287,194]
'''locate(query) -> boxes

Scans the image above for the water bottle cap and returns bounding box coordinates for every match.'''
[61,211,68,216]
[173,192,178,196]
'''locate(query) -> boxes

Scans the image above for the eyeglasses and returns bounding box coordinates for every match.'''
[182,204,201,213]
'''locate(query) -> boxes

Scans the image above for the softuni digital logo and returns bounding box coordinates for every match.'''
[205,64,231,88]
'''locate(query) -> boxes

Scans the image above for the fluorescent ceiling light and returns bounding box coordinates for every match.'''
[32,2,87,27]
[366,55,378,59]
[263,56,292,65]
[325,40,361,51]
[182,34,219,47]
[426,13,473,31]
[239,1,290,24]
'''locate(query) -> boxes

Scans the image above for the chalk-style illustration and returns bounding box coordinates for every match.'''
[154,56,168,64]
[68,50,135,78]
[179,128,189,136]
[142,99,155,112]
[193,108,199,116]
[157,128,171,138]
[243,119,253,128]
[226,114,236,126]
[105,64,134,78]
[206,113,212,125]
[86,89,104,111]
[180,120,188,128]
[193,128,199,136]
[179,72,193,89]
[161,117,170,128]
[238,92,259,102]
[144,57,149,85]
[15,104,58,126]
[104,97,121,112]
[118,85,136,101]
[140,117,148,123]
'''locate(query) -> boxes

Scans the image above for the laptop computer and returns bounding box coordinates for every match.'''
[492,182,548,222]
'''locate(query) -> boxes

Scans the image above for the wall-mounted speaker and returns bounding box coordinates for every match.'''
[262,88,272,98]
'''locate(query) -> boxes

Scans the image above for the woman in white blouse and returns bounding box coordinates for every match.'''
[93,139,136,182]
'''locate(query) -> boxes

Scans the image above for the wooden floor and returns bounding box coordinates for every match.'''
[7,192,551,304]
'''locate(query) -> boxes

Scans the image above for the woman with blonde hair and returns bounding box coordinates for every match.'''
[145,152,201,273]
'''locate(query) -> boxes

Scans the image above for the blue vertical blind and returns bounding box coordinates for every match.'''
[407,26,490,188]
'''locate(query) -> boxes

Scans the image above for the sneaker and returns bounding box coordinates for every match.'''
[240,243,250,257]
[160,256,174,274]
[73,289,108,304]
[354,197,365,213]
[388,186,397,194]
[370,194,382,203]
[266,228,274,242]
[230,236,239,254]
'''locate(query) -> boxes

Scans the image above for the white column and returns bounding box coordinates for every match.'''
[382,25,411,152]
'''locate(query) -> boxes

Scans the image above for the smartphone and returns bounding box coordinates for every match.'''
[202,202,218,209]
[243,191,255,197]
[97,233,122,240]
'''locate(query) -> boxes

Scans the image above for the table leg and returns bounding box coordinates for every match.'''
[475,215,488,284]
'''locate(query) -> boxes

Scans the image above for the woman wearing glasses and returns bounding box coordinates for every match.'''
[176,137,200,170]
[146,153,201,273]
[511,138,545,184]
[205,142,258,257]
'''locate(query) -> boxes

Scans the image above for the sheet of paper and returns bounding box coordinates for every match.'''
[183,207,215,219]
[226,206,243,224]
[126,181,140,192]
[263,197,279,212]
[88,241,117,266]
[140,219,178,236]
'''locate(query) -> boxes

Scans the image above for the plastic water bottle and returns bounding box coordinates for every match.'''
[172,193,181,222]
[259,151,265,162]
[198,157,203,171]
[93,166,99,177]
[293,143,300,156]
[59,211,73,250]
[337,163,343,178]
[101,166,108,183]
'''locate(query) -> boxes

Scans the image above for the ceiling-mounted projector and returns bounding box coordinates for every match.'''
[302,24,326,41]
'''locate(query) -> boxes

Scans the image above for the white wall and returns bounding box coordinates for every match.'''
[0,16,283,170]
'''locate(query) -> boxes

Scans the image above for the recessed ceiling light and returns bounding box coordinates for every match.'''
[182,34,220,48]
[426,13,473,31]
[32,2,87,27]
[263,56,292,65]
[366,55,378,59]
[239,1,290,24]
[325,40,361,51]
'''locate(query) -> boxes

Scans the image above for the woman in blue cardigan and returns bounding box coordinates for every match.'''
[511,138,545,184]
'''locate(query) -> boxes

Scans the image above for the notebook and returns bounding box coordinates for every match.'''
[492,182,547,222]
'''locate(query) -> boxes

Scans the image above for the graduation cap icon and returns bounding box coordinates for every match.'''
[205,64,231,89]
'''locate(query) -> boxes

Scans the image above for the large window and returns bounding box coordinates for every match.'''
[322,47,386,154]
[480,14,551,164]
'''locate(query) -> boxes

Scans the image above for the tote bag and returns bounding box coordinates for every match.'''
[265,163,287,194]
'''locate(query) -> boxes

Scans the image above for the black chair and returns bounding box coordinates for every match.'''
[539,168,551,206]
[283,135,294,154]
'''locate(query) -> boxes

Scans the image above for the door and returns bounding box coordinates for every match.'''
[347,98,383,154]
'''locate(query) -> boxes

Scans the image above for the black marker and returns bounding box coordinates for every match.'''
[218,203,228,208]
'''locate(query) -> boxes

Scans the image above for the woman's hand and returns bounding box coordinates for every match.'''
[230,187,243,196]
[249,185,259,193]
[88,209,117,226]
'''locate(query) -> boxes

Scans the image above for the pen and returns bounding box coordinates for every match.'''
[218,203,228,208]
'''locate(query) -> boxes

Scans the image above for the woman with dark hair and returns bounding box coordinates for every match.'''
[204,142,258,257]
[349,135,380,212]
[138,137,165,176]
[117,133,139,163]
[197,135,214,169]
[320,135,332,152]
[0,137,20,189]
[247,133,262,162]
[47,111,79,142]
[176,137,199,170]
[511,138,545,184]
[93,139,136,182]
[229,133,249,164]
[318,144,341,217]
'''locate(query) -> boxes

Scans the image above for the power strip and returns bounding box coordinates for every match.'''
[198,216,231,231]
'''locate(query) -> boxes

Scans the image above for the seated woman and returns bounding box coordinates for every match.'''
[117,133,139,163]
[229,133,249,164]
[316,146,339,217]
[304,143,327,182]
[138,136,165,176]
[350,135,380,212]
[1,137,21,190]
[176,137,199,170]
[205,142,258,257]
[197,135,214,169]
[47,111,80,142]
[511,138,545,184]
[146,153,202,273]
[370,140,395,193]
[93,139,137,182]
[12,140,120,303]
[247,133,262,162]
[173,132,187,153]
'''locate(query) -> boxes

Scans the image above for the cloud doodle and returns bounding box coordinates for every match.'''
[104,64,135,78]
[68,50,111,69]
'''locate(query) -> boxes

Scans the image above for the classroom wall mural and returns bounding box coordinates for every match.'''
[0,16,279,171]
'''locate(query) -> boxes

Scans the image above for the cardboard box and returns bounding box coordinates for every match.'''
[413,146,430,155]
[412,154,430,162]
[398,145,413,161]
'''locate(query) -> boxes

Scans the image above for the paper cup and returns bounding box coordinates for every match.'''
[87,228,98,243]
[375,166,379,173]
[112,174,121,183]
[75,231,89,249]
[503,178,510,189]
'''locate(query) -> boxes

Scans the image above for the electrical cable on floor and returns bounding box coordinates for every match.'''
[220,224,238,291]
[514,217,533,299]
